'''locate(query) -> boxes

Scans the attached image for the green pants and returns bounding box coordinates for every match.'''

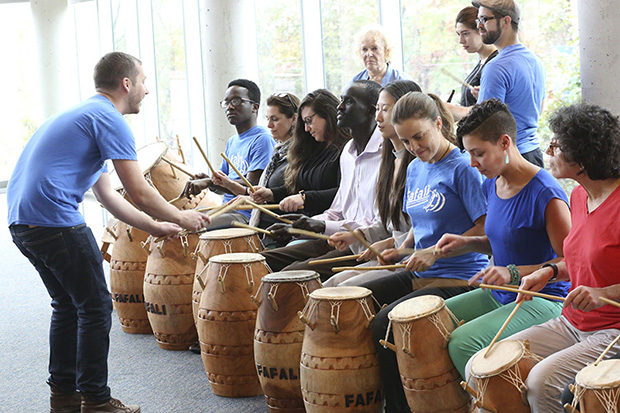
[446,288,563,379]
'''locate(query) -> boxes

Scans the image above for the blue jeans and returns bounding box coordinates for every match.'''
[10,224,112,402]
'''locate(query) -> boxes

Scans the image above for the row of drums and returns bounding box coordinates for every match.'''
[103,142,618,412]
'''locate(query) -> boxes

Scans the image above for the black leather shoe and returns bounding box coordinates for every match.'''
[81,397,140,413]
[189,341,201,354]
[49,381,81,413]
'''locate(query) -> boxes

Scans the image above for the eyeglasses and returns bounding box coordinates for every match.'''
[274,93,297,112]
[219,97,256,109]
[546,137,561,156]
[303,112,318,126]
[475,16,497,25]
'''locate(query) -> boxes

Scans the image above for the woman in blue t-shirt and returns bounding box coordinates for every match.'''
[364,91,489,413]
[435,99,572,379]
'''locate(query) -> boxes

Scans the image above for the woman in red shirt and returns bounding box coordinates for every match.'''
[496,103,620,412]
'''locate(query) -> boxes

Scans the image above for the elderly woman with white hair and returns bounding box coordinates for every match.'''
[352,24,412,86]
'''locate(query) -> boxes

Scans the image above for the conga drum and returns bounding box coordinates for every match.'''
[196,252,271,397]
[254,271,323,413]
[109,222,151,334]
[469,339,540,413]
[143,233,200,350]
[386,295,472,412]
[192,228,263,322]
[299,286,382,412]
[567,359,620,413]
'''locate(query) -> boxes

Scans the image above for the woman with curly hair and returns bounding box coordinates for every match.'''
[477,103,620,412]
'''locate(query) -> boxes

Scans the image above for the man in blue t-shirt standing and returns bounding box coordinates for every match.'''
[183,79,274,226]
[447,0,545,168]
[7,52,208,413]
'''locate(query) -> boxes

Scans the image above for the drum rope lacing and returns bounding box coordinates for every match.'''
[296,282,311,301]
[268,284,280,311]
[106,220,119,240]
[217,264,231,294]
[222,240,233,254]
[468,347,542,407]
[245,236,261,252]
[242,263,256,293]
[299,298,320,330]
[329,301,343,333]
[571,381,620,413]
[180,235,189,257]
[358,298,376,328]
[195,262,210,289]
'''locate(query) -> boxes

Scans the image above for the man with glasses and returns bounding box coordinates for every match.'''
[260,80,384,281]
[448,0,545,168]
[183,79,275,227]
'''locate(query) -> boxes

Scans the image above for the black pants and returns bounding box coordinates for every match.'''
[259,238,360,281]
[359,271,477,413]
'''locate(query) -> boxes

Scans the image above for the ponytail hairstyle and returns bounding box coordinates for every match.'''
[392,91,457,145]
[376,80,421,230]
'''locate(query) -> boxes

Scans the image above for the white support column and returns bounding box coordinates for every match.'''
[200,0,259,169]
[31,0,78,121]
[379,0,405,72]
[577,0,620,113]
[301,0,325,92]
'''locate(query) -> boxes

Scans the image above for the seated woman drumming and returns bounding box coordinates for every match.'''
[434,99,571,379]
[325,80,421,287]
[359,91,489,413]
[488,103,620,412]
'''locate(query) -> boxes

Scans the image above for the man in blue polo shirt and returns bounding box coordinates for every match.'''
[7,52,208,413]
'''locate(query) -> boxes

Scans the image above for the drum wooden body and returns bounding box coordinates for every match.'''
[143,234,200,350]
[470,340,539,413]
[571,359,620,413]
[109,222,151,334]
[197,253,271,397]
[192,228,263,322]
[388,295,472,413]
[299,287,382,412]
[254,271,322,413]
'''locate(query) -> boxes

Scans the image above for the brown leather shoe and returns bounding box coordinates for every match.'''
[49,383,81,413]
[81,397,140,413]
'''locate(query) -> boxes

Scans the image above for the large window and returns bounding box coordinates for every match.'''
[0,0,580,183]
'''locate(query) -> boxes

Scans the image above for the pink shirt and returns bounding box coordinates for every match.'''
[563,184,620,331]
[314,128,383,236]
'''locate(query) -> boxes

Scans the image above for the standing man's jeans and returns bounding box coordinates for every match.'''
[10,224,113,402]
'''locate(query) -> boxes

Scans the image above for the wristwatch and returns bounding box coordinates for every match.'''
[541,263,559,282]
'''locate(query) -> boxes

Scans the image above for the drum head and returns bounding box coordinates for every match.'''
[109,141,168,190]
[309,286,371,300]
[388,295,445,322]
[209,252,265,264]
[576,359,620,389]
[262,270,320,283]
[471,340,525,378]
[199,228,256,240]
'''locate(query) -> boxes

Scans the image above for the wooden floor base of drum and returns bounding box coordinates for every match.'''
[264,395,305,413]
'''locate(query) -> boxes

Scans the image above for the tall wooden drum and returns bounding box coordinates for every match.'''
[469,339,540,413]
[192,228,263,322]
[254,270,323,413]
[387,295,472,412]
[109,222,151,334]
[196,252,271,397]
[143,233,200,350]
[299,286,382,412]
[568,359,620,413]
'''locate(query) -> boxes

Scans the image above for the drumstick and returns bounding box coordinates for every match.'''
[220,152,255,192]
[231,221,274,236]
[479,284,566,302]
[245,200,293,224]
[343,224,384,260]
[160,157,196,179]
[208,197,246,220]
[233,204,304,211]
[594,333,620,366]
[192,136,216,176]
[440,67,474,90]
[599,297,620,309]
[332,264,406,272]
[308,254,362,266]
[287,227,331,240]
[484,301,523,357]
[167,193,184,204]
